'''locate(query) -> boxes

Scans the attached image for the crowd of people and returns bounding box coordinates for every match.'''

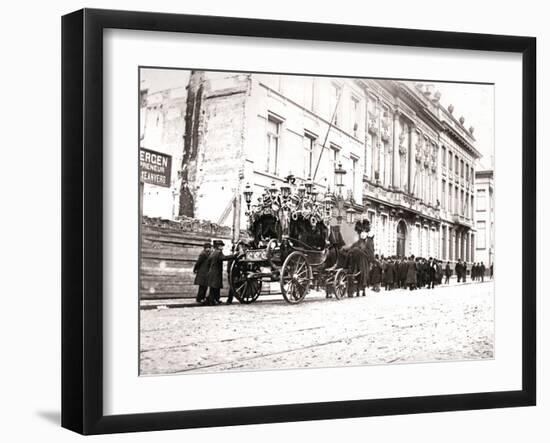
[349,255,472,294]
[192,240,238,306]
[340,255,493,297]
[192,240,493,305]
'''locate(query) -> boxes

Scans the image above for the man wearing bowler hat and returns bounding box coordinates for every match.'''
[193,241,212,304]
[206,240,236,305]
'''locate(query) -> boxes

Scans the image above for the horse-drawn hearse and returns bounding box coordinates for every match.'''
[229,176,371,304]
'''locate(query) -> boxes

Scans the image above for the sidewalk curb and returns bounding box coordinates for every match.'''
[140,280,493,310]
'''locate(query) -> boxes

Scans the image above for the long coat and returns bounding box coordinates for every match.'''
[406,260,417,285]
[193,250,210,286]
[207,250,235,289]
[398,260,408,282]
[384,261,395,284]
[370,259,382,285]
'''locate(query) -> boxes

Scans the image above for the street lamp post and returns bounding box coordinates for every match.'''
[334,161,348,224]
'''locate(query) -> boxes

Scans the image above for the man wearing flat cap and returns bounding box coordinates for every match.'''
[193,242,212,304]
[206,240,236,305]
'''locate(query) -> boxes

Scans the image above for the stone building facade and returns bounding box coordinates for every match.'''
[140,70,484,264]
[475,170,495,269]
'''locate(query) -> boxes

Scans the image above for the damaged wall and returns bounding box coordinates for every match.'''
[179,71,250,225]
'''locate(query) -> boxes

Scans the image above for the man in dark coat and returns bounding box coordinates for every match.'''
[206,240,236,305]
[416,258,425,288]
[427,258,437,289]
[444,261,452,284]
[384,257,395,291]
[480,261,486,282]
[193,242,212,303]
[370,254,382,292]
[406,255,417,290]
[455,260,462,283]
[398,256,408,288]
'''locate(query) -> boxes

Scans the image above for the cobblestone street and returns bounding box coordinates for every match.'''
[140,282,494,375]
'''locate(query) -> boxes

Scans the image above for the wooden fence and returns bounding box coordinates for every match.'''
[140,217,233,300]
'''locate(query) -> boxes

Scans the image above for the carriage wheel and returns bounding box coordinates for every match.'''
[280,251,311,304]
[229,260,262,304]
[333,269,348,300]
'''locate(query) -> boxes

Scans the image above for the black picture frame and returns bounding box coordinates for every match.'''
[61,8,536,435]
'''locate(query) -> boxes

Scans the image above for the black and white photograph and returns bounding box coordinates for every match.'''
[138,68,495,376]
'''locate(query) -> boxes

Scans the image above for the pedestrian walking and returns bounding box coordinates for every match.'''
[444,261,452,284]
[455,260,462,283]
[193,242,212,304]
[480,261,486,282]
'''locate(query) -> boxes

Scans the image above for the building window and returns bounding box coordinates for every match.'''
[441,180,446,210]
[303,132,316,178]
[441,147,446,167]
[351,155,358,195]
[367,210,375,226]
[330,83,341,127]
[448,151,453,173]
[477,189,486,211]
[448,182,452,213]
[460,159,464,178]
[477,221,486,248]
[455,186,459,214]
[465,163,470,182]
[455,155,459,175]
[351,95,360,138]
[266,115,281,175]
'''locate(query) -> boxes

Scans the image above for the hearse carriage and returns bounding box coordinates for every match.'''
[228,176,350,304]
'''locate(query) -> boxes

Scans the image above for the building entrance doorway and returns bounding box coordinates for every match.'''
[396,220,407,257]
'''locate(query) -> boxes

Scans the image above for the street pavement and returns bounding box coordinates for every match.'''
[140,281,494,375]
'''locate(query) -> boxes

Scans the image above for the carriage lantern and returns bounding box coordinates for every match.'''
[244,182,253,209]
[324,191,333,212]
[334,161,347,195]
[311,186,319,201]
[297,183,306,198]
[304,176,314,195]
[346,206,356,224]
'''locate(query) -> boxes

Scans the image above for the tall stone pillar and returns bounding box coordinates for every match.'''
[408,125,417,195]
[449,227,454,261]
[468,232,472,262]
[392,110,400,190]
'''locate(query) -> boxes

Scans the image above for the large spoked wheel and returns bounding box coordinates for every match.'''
[333,269,349,300]
[280,251,311,304]
[229,260,262,304]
